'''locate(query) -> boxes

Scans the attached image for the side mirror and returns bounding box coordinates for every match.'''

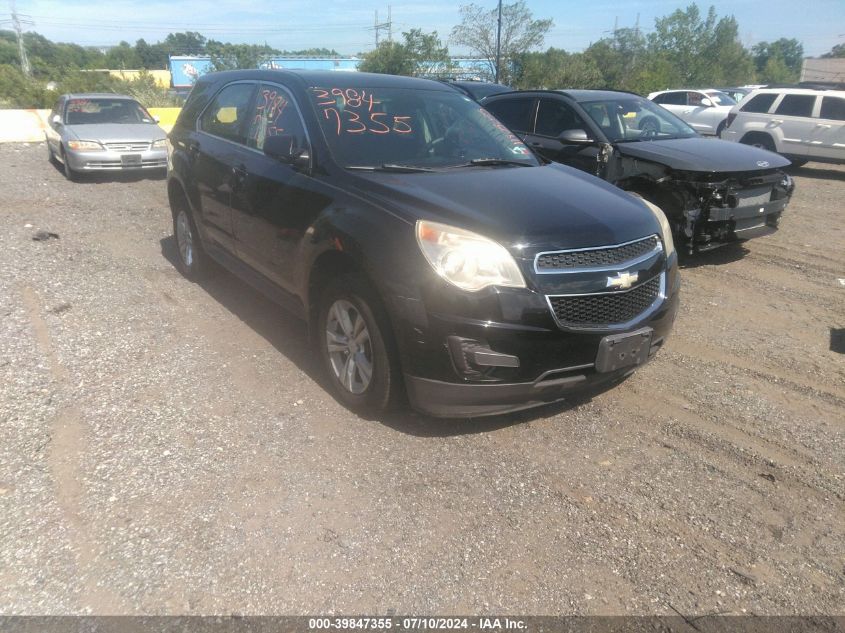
[558,128,594,144]
[700,98,714,107]
[263,134,310,169]
[51,114,62,126]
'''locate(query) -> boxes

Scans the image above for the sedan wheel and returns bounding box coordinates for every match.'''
[60,147,77,181]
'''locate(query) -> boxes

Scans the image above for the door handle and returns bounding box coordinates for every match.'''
[528,141,543,147]
[187,140,200,155]
[815,123,832,129]
[232,164,248,190]
[770,119,784,125]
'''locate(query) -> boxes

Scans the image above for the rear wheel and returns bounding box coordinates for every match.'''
[317,274,401,416]
[172,204,212,281]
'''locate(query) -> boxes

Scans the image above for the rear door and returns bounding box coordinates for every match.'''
[192,81,257,254]
[482,95,536,138]
[809,95,845,161]
[771,93,816,158]
[232,82,329,293]
[652,91,687,121]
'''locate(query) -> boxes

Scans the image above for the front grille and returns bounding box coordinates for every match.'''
[104,142,151,152]
[548,274,662,328]
[536,235,660,271]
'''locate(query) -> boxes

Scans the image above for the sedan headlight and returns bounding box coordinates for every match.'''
[67,140,103,151]
[152,139,167,149]
[416,220,526,292]
[636,197,675,257]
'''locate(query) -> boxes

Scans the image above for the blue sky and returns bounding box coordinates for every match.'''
[12,0,845,57]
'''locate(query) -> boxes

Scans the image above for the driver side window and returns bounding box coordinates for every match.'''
[535,99,588,138]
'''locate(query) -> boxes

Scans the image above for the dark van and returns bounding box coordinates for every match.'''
[166,70,679,417]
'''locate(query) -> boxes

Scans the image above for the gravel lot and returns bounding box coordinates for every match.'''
[0,143,843,616]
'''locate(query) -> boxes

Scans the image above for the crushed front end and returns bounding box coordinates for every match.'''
[663,169,794,253]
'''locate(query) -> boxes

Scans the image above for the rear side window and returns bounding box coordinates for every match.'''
[775,94,816,118]
[654,92,686,106]
[740,93,778,113]
[820,96,845,121]
[484,98,534,133]
[199,82,256,144]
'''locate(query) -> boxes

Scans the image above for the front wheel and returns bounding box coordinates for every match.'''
[317,274,401,416]
[60,146,78,181]
[741,133,776,153]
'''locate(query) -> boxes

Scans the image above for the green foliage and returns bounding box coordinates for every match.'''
[516,48,603,89]
[450,1,553,84]
[753,38,804,82]
[359,29,449,77]
[0,63,51,107]
[208,41,281,72]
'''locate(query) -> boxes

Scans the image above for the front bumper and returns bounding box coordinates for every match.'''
[393,258,680,418]
[66,147,167,171]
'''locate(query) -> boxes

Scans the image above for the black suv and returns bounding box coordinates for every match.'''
[483,90,795,253]
[167,70,679,418]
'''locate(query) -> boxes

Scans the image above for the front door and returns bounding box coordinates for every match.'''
[232,82,331,292]
[524,98,599,174]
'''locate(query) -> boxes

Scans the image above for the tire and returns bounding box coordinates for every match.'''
[741,133,776,153]
[316,274,401,416]
[60,146,78,181]
[716,120,726,138]
[172,203,212,281]
[46,141,56,164]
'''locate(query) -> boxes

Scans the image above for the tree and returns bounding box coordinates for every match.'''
[822,43,845,58]
[647,4,754,87]
[753,38,804,82]
[583,27,649,92]
[207,41,279,71]
[450,1,552,85]
[516,48,603,89]
[358,29,449,77]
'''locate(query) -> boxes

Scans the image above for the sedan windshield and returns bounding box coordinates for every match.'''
[704,90,738,106]
[580,96,697,142]
[308,86,538,169]
[64,98,155,125]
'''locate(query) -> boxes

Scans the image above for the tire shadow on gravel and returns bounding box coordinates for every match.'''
[159,236,608,437]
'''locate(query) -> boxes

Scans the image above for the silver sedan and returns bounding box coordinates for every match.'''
[45,93,168,180]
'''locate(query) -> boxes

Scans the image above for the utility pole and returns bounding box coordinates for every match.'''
[372,7,392,47]
[7,0,32,76]
[494,0,502,83]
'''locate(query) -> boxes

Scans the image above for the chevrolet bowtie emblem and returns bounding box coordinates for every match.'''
[607,271,638,290]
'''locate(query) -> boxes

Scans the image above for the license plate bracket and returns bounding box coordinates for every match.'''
[595,328,653,373]
[121,154,142,166]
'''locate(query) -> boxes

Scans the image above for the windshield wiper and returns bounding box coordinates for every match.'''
[347,164,437,173]
[462,158,534,167]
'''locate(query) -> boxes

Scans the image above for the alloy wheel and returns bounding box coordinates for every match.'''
[325,299,373,394]
[175,210,194,268]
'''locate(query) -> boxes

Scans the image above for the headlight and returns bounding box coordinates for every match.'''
[416,220,526,292]
[67,140,103,151]
[152,138,167,149]
[636,197,675,257]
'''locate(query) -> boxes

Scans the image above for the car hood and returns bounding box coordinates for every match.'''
[65,123,166,143]
[348,162,660,253]
[615,137,790,172]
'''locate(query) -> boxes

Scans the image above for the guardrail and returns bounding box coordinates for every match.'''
[0,107,182,143]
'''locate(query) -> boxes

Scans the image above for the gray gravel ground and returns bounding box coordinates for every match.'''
[0,143,843,615]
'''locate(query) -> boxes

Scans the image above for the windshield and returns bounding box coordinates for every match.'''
[309,86,538,169]
[580,96,697,142]
[704,90,737,106]
[64,98,155,125]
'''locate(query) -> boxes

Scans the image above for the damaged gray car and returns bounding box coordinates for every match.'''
[483,89,794,254]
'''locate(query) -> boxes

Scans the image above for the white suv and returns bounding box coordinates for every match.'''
[721,88,845,166]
